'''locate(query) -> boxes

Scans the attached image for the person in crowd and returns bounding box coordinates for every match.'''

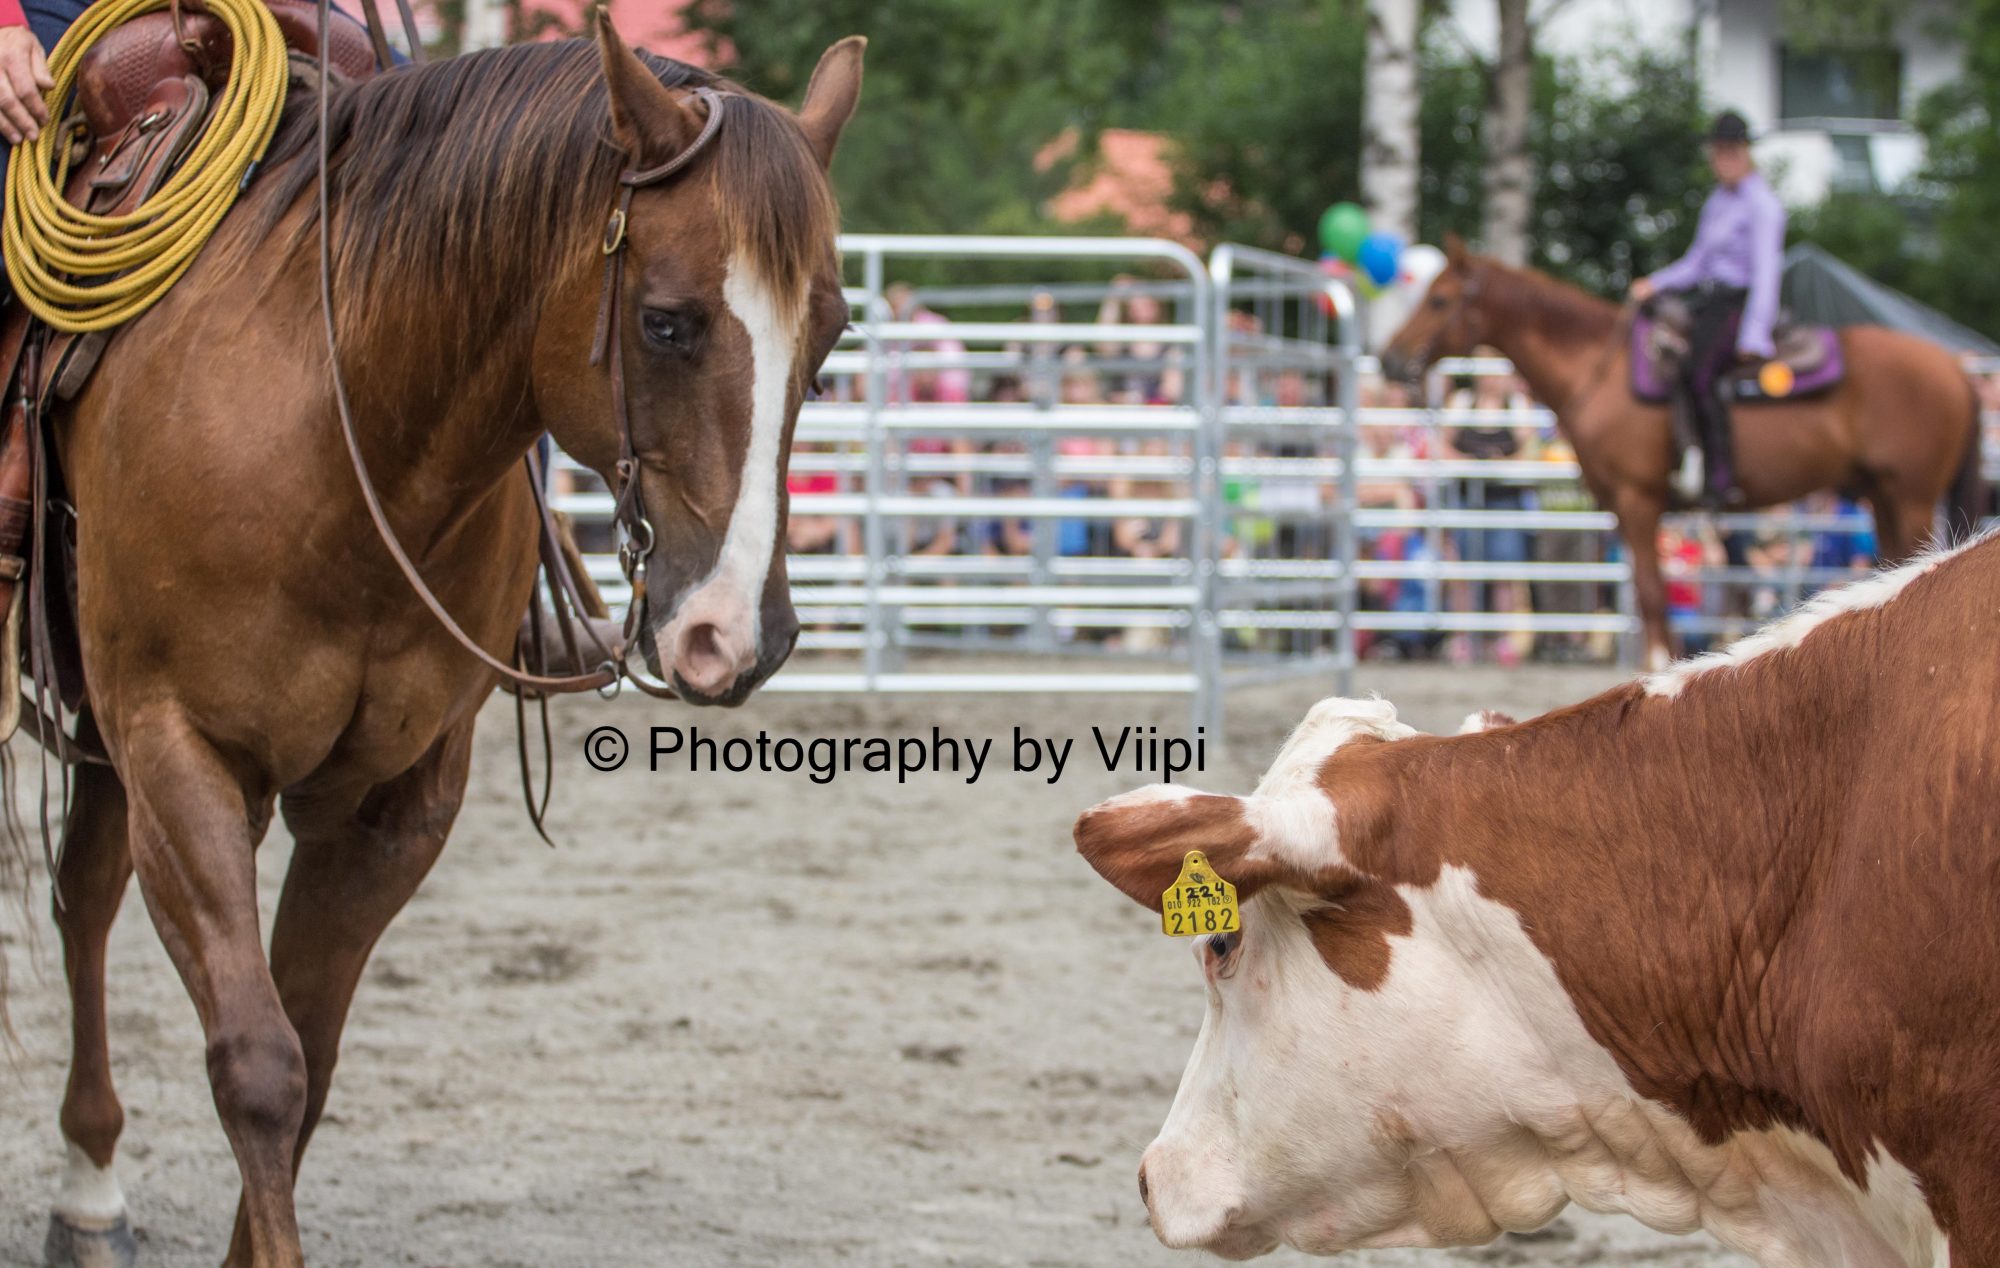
[1096,275,1186,405]
[1444,370,1537,664]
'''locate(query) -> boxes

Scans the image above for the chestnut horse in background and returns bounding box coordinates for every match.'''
[24,23,861,1268]
[1380,234,1985,668]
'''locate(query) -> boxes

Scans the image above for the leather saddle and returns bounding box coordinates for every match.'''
[0,0,378,728]
[1630,294,1846,406]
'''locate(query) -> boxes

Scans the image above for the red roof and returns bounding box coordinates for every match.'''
[1039,128,1198,248]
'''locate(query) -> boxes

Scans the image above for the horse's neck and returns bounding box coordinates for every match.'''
[1476,272,1621,421]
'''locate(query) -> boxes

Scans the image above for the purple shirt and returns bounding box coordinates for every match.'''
[1647,171,1787,358]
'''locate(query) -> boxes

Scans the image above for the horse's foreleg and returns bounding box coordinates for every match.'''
[44,761,138,1268]
[220,721,474,1257]
[120,713,304,1268]
[1615,493,1673,670]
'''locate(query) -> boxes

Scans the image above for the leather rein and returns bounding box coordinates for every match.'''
[313,6,724,700]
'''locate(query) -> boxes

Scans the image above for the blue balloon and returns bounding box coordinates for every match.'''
[1357,231,1404,288]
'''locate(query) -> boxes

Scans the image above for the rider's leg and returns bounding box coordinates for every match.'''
[1682,291,1740,503]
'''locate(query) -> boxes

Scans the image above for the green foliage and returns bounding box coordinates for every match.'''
[684,0,1167,237]
[679,0,1866,316]
[1784,0,1999,338]
[1148,0,1370,253]
[1909,0,2000,335]
[1531,49,1709,294]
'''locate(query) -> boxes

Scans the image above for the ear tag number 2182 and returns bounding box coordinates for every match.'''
[1161,850,1240,938]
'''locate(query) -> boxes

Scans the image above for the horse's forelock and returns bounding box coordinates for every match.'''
[233,41,833,337]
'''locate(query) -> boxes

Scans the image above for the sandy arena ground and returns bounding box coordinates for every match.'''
[1,661,1753,1267]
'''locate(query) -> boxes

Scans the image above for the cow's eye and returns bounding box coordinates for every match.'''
[1429,295,1449,311]
[1208,931,1241,961]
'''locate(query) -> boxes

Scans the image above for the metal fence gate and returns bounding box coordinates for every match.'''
[549,234,2000,731]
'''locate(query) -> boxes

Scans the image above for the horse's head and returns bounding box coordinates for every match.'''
[537,21,861,705]
[1379,233,1486,384]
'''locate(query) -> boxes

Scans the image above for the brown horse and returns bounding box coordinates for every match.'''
[25,22,861,1268]
[1380,235,1985,668]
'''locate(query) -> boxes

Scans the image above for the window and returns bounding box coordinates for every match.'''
[1828,134,1877,193]
[1778,46,1903,124]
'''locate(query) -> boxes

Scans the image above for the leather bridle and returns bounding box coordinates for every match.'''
[314,5,727,700]
[1404,265,1485,378]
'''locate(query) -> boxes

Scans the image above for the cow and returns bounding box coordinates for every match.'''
[1075,530,2000,1267]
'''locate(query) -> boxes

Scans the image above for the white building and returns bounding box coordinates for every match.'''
[1447,0,1963,204]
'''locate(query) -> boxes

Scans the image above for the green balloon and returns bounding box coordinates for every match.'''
[1318,201,1372,263]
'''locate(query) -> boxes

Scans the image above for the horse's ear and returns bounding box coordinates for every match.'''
[1443,232,1468,266]
[797,36,866,169]
[594,10,702,166]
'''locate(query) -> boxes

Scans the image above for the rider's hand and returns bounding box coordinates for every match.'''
[0,25,52,146]
[1627,277,1656,304]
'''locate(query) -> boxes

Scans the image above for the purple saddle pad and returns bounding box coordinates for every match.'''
[1630,315,1845,404]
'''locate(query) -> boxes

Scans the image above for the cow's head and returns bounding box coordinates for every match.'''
[1073,697,1570,1256]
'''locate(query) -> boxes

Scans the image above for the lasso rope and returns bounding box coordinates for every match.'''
[2,0,289,332]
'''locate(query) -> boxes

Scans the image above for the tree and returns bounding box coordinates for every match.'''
[681,0,1168,238]
[1361,0,1422,243]
[1482,0,1534,264]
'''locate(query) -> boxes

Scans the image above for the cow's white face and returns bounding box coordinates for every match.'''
[1080,698,1579,1255]
[1142,874,1577,1256]
[1079,696,1955,1268]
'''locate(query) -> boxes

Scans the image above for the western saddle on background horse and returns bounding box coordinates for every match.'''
[0,0,617,792]
[1631,294,1849,508]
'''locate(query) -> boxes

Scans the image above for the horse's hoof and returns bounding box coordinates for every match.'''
[43,1211,137,1268]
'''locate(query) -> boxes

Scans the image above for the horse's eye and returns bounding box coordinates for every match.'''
[641,309,684,349]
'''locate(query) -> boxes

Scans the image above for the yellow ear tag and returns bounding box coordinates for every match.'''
[1758,360,1795,397]
[1161,850,1241,938]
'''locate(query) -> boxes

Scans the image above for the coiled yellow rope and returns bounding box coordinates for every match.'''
[2,0,289,331]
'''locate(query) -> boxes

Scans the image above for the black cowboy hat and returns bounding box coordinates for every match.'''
[1706,110,1752,144]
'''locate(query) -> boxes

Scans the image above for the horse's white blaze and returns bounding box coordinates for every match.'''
[54,1141,125,1223]
[656,257,799,678]
[1642,530,1988,699]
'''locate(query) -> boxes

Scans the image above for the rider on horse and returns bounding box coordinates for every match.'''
[1628,109,1786,509]
[0,0,68,153]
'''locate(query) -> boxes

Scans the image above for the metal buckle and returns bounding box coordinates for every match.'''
[602,209,627,255]
[618,516,654,581]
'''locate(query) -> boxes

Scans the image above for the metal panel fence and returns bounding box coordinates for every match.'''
[548,234,2000,729]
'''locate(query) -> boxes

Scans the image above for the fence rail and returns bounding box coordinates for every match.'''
[549,235,2000,730]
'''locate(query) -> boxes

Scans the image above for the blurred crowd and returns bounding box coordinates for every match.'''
[561,280,2000,667]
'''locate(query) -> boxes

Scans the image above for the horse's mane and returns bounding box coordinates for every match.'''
[240,40,836,332]
[1483,259,1619,345]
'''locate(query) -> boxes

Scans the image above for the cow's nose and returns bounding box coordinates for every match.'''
[1137,1161,1151,1211]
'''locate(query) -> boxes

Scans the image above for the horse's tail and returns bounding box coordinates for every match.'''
[1947,374,1989,543]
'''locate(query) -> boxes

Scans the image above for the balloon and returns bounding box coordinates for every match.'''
[1356,273,1383,301]
[1357,230,1404,288]
[1317,253,1351,278]
[1317,202,1371,262]
[1399,242,1447,291]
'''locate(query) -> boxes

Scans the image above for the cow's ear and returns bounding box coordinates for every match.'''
[1075,788,1268,912]
[1443,232,1468,266]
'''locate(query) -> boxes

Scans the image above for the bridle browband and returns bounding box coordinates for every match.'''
[313,9,728,700]
[1405,264,1483,378]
